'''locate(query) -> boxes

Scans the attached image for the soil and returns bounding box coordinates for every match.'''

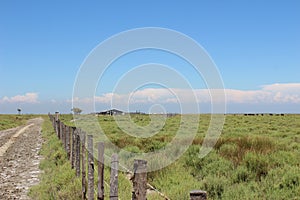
[0,118,44,200]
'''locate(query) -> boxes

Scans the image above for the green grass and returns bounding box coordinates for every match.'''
[29,116,82,200]
[56,114,300,199]
[30,115,163,199]
[0,114,37,131]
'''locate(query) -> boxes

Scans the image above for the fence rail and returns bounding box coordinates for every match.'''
[48,113,207,200]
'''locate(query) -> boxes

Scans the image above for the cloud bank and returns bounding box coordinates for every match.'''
[0,93,39,104]
[1,83,300,113]
[81,83,300,105]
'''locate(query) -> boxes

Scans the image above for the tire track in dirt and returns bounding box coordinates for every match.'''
[0,126,25,148]
[0,118,44,200]
[0,124,34,157]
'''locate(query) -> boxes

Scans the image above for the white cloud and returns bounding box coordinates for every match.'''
[225,83,300,104]
[71,83,300,106]
[262,83,300,92]
[0,93,39,104]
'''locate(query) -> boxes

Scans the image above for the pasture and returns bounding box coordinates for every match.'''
[33,114,300,199]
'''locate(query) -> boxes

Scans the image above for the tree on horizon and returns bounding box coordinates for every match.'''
[71,107,82,115]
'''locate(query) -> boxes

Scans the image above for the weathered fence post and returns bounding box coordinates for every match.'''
[71,127,76,169]
[61,123,65,148]
[110,154,118,200]
[50,114,55,128]
[75,129,81,177]
[97,142,105,200]
[61,123,65,145]
[63,124,67,150]
[59,121,63,140]
[132,159,147,200]
[54,116,56,130]
[190,190,207,200]
[55,111,60,121]
[87,135,94,200]
[81,131,87,200]
[52,117,55,128]
[54,112,59,134]
[57,120,61,139]
[66,126,71,159]
[70,127,73,164]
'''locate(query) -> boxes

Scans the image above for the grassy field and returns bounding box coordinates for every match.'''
[0,114,37,131]
[46,114,300,199]
[29,116,162,200]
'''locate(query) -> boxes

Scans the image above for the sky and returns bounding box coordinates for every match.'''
[0,0,299,114]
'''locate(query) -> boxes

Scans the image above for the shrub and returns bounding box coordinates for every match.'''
[222,181,260,199]
[217,136,276,165]
[219,143,240,166]
[202,175,228,199]
[185,148,234,180]
[280,166,300,189]
[243,152,269,181]
[232,165,253,183]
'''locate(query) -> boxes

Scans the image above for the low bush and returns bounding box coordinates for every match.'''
[243,152,269,181]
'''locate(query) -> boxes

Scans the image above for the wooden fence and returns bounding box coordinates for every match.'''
[48,113,207,200]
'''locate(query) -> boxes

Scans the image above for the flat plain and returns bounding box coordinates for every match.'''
[3,114,298,199]
[54,113,300,199]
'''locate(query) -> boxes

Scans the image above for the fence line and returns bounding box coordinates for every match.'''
[48,113,207,200]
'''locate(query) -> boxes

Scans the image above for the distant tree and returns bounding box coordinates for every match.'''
[71,107,82,115]
[17,108,21,115]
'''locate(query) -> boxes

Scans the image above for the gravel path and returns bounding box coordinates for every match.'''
[0,118,44,200]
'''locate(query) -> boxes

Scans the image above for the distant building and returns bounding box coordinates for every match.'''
[97,109,124,116]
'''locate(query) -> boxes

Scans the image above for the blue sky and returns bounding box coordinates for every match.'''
[0,1,299,114]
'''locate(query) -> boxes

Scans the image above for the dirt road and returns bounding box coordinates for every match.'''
[0,118,44,200]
